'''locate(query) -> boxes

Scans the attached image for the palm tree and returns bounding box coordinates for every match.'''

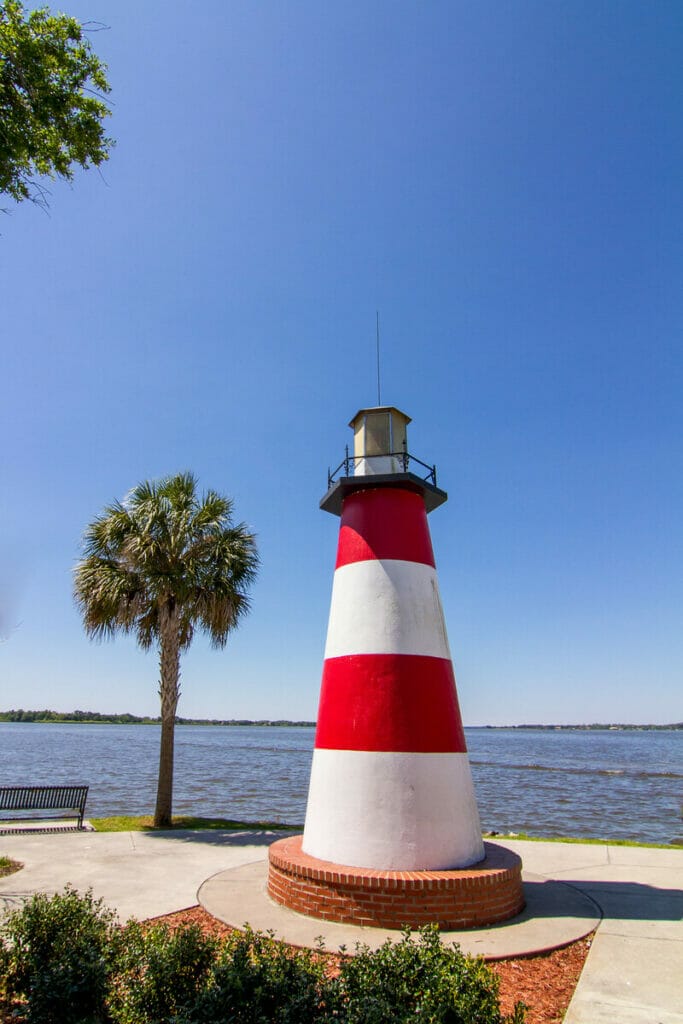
[73,472,258,827]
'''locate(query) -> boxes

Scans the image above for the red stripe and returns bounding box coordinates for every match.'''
[336,489,435,568]
[314,654,467,753]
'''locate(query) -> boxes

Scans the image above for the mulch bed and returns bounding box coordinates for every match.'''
[153,905,593,1024]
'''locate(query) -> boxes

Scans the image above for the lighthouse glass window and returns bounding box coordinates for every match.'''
[364,411,391,456]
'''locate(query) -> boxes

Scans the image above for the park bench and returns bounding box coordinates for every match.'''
[0,785,89,831]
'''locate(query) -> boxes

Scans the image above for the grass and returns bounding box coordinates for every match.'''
[485,831,682,850]
[0,856,23,877]
[89,815,301,832]
[88,819,681,848]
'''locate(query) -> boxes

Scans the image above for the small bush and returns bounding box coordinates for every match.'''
[0,885,116,1024]
[190,926,333,1023]
[110,919,218,1024]
[335,925,527,1024]
[0,856,22,878]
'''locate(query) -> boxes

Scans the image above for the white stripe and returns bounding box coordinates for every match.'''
[324,559,452,660]
[302,749,484,870]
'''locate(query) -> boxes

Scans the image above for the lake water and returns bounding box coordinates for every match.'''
[0,723,680,845]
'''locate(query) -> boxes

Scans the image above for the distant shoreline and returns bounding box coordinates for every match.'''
[0,710,680,730]
[0,711,315,728]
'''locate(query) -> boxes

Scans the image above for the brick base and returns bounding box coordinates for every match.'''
[268,836,524,930]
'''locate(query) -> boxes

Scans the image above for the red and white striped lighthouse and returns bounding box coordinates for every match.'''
[267,407,524,930]
[302,407,484,871]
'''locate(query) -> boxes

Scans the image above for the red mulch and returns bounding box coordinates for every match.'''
[152,905,592,1024]
[493,937,591,1024]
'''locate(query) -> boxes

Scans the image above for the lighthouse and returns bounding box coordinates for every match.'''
[267,408,524,930]
[302,406,484,870]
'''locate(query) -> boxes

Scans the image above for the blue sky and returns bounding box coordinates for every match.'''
[1,1,681,725]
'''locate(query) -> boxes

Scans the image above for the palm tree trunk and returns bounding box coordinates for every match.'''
[154,608,181,827]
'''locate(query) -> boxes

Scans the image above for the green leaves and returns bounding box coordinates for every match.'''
[74,472,259,652]
[336,925,527,1024]
[0,885,116,1023]
[111,919,219,1023]
[0,0,113,207]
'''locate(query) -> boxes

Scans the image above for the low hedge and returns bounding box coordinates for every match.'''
[0,887,527,1023]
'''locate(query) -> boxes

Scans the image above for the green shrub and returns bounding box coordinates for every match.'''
[189,926,333,1023]
[335,925,527,1024]
[0,856,22,878]
[110,919,218,1024]
[0,885,116,1024]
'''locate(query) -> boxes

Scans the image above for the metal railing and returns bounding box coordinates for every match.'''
[327,443,438,489]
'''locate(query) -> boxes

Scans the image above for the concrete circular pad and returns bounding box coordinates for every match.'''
[198,859,601,960]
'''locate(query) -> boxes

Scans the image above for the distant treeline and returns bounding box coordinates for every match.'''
[1,710,680,730]
[0,710,316,727]
[480,723,683,731]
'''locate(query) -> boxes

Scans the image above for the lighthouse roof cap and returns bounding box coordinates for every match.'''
[348,406,412,428]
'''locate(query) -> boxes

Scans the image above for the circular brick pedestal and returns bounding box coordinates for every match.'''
[268,836,524,930]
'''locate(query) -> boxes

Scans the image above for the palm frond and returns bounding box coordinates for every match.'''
[73,472,259,651]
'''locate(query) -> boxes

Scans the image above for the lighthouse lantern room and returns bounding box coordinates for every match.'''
[350,405,410,476]
[321,405,447,516]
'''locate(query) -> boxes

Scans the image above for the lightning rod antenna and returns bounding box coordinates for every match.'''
[376,310,381,406]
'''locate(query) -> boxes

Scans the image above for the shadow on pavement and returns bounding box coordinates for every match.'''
[136,828,298,848]
[562,877,683,921]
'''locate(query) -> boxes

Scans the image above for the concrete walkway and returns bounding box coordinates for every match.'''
[0,826,275,921]
[502,839,683,1024]
[0,828,681,1022]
